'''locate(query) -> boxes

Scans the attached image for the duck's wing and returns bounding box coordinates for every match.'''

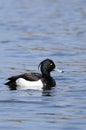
[5,73,42,90]
[22,73,42,81]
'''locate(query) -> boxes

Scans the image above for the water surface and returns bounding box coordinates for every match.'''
[0,0,86,130]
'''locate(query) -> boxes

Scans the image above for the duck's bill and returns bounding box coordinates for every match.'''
[54,69,64,73]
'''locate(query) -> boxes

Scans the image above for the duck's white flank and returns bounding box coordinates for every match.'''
[16,78,43,90]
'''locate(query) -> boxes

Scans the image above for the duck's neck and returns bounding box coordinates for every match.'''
[42,71,51,79]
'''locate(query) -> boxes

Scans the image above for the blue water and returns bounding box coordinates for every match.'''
[0,0,86,129]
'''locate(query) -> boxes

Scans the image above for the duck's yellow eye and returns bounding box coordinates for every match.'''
[50,63,53,66]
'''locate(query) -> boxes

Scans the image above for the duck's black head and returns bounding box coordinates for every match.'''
[38,59,55,76]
